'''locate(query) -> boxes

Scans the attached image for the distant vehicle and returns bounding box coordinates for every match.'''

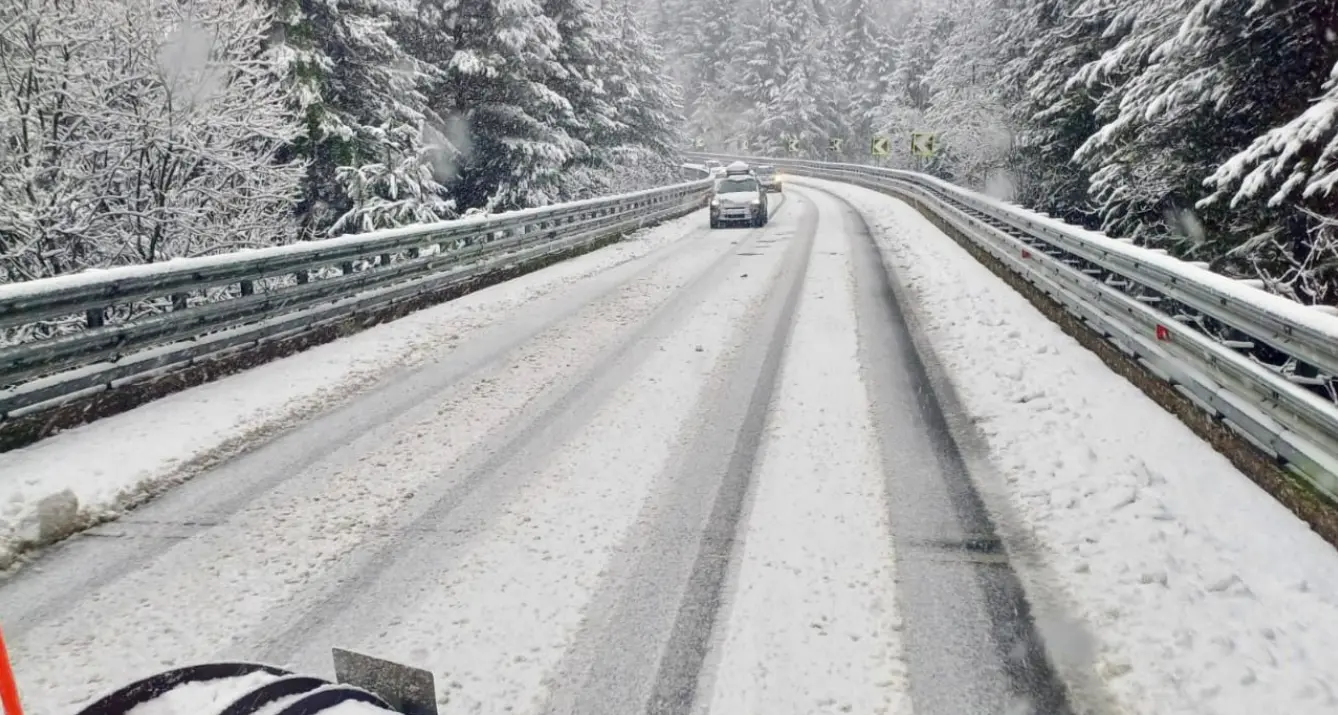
[755,165,781,192]
[702,159,725,177]
[710,167,768,229]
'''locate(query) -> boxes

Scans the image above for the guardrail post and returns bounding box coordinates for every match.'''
[86,308,105,329]
[379,253,392,267]
[408,247,420,259]
[296,270,309,285]
[171,293,188,311]
[240,280,254,297]
[341,261,355,275]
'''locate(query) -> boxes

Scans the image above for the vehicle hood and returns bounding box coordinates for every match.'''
[715,192,759,204]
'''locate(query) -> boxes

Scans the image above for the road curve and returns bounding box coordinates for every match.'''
[0,187,1071,715]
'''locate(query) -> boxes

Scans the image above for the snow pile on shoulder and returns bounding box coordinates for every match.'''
[0,215,698,572]
[800,176,1338,715]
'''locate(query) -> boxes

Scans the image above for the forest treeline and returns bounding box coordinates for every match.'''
[644,0,1338,304]
[6,0,1338,305]
[0,0,682,282]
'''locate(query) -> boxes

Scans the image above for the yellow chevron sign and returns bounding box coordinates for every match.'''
[871,136,891,157]
[911,132,938,158]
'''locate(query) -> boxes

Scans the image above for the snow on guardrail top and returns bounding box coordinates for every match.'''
[708,150,1338,344]
[690,150,1338,368]
[902,171,1338,342]
[0,177,713,304]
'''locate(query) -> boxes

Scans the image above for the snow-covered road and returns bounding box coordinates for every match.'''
[4,180,1338,715]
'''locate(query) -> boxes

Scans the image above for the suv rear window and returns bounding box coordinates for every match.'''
[716,178,759,193]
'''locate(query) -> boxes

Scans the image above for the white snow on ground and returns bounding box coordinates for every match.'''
[4,218,734,715]
[702,203,910,715]
[0,212,706,571]
[333,213,794,715]
[799,176,1338,715]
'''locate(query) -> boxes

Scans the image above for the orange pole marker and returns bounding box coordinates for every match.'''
[0,625,23,715]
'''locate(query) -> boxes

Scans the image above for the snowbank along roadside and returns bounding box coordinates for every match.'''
[0,212,706,573]
[797,176,1338,715]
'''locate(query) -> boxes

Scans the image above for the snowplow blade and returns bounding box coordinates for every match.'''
[332,648,436,715]
[67,649,436,715]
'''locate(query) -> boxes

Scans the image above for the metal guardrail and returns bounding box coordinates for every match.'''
[686,152,1338,501]
[0,175,713,419]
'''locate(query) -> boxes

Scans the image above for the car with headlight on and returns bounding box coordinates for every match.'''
[709,165,768,229]
[755,165,781,192]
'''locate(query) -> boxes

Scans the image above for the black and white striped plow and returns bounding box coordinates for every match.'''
[70,649,437,715]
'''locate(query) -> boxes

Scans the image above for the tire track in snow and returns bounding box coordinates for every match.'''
[0,214,721,635]
[819,185,1073,715]
[316,195,814,715]
[0,201,792,715]
[536,191,819,715]
[637,190,816,715]
[696,187,911,715]
[249,195,796,670]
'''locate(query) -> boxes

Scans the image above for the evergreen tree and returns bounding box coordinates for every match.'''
[997,0,1112,221]
[542,0,615,174]
[760,35,837,155]
[922,0,1011,187]
[411,0,580,211]
[559,0,684,196]
[839,0,886,158]
[269,0,451,237]
[680,0,738,143]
